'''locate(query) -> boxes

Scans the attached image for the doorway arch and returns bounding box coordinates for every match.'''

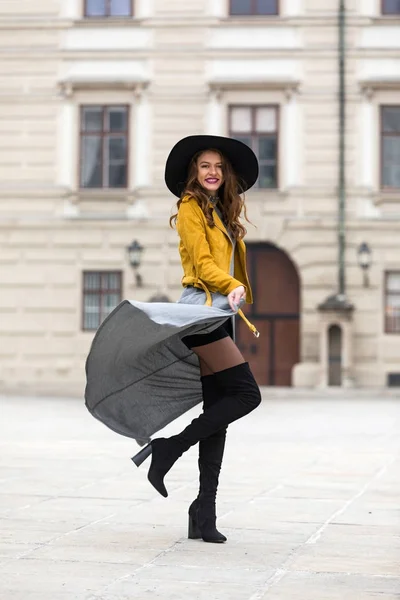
[236,243,301,386]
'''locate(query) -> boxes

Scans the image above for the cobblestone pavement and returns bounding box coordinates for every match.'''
[1,391,399,599]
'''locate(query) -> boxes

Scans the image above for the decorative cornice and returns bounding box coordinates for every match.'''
[208,78,300,97]
[318,294,355,314]
[359,79,400,97]
[57,79,150,99]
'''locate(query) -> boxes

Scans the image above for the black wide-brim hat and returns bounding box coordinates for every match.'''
[165,135,259,198]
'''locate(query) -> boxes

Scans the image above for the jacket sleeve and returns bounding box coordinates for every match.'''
[177,200,245,296]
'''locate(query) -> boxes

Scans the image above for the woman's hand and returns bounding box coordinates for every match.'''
[227,286,246,312]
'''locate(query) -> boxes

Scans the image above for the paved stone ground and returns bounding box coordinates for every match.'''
[1,392,400,600]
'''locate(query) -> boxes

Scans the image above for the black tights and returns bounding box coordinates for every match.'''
[183,320,245,377]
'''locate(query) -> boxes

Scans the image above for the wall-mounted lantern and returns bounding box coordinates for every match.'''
[127,239,144,287]
[357,242,372,288]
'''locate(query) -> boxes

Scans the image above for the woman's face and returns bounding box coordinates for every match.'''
[196,150,224,194]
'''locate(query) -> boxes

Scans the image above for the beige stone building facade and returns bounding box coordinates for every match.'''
[1,0,400,393]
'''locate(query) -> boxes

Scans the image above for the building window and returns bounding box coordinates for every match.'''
[80,105,129,189]
[82,271,122,331]
[382,0,400,14]
[385,272,400,334]
[229,105,279,189]
[230,0,278,15]
[84,0,133,17]
[381,106,400,189]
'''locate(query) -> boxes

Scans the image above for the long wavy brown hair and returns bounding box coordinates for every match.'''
[169,149,251,241]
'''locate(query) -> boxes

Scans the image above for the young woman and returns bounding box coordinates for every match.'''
[85,135,261,544]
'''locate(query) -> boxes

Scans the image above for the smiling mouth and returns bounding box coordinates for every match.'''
[205,178,219,184]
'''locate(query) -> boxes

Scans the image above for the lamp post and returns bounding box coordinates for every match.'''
[127,239,144,287]
[357,242,372,288]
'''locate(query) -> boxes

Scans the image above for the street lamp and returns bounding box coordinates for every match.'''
[357,242,372,288]
[127,239,144,287]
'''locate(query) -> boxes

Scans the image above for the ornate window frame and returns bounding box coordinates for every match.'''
[56,78,151,218]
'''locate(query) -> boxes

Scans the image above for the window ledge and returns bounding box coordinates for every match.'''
[375,189,400,201]
[62,188,147,220]
[73,17,145,28]
[66,188,136,202]
[371,16,400,25]
[374,190,400,207]
[247,188,288,201]
[218,16,290,27]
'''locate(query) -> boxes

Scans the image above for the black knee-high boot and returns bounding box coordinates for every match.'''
[132,362,261,498]
[188,373,227,543]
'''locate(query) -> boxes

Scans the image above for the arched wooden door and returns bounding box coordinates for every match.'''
[236,243,300,386]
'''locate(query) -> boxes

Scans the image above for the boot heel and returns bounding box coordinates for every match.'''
[131,443,152,467]
[188,513,201,540]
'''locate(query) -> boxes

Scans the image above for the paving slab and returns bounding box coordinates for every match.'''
[258,572,400,600]
[1,393,400,600]
[88,579,263,600]
[289,538,400,577]
[0,557,137,596]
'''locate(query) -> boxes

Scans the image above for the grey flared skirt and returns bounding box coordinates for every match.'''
[84,288,239,446]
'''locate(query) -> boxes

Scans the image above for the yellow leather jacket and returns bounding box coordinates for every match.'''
[176,194,259,337]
